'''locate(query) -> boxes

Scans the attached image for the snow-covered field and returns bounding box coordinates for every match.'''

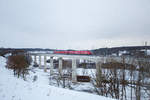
[0,56,115,100]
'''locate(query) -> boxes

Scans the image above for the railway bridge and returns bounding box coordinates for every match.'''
[29,53,147,82]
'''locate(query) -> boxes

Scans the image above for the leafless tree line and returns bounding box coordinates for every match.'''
[91,56,150,100]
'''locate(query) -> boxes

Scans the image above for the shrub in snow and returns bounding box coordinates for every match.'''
[6,53,31,80]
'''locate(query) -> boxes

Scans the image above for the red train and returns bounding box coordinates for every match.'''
[53,50,92,55]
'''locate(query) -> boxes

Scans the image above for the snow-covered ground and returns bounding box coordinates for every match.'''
[0,56,115,100]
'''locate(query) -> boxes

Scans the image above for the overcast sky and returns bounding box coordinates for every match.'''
[0,0,150,50]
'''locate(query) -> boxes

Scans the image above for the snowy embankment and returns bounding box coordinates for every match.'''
[0,57,115,100]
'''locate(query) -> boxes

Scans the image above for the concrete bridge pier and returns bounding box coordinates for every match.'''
[50,56,54,75]
[96,60,102,81]
[59,57,63,76]
[39,55,41,68]
[72,59,77,82]
[44,55,47,72]
[34,55,37,64]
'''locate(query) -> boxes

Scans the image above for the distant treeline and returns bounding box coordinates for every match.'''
[1,46,150,56]
[92,46,150,56]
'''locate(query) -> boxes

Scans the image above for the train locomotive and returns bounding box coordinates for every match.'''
[53,50,92,55]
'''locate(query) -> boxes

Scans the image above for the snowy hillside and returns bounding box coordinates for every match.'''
[0,57,115,100]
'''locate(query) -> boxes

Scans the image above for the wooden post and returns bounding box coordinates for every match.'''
[50,56,54,75]
[59,57,63,76]
[72,59,77,82]
[44,55,47,72]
